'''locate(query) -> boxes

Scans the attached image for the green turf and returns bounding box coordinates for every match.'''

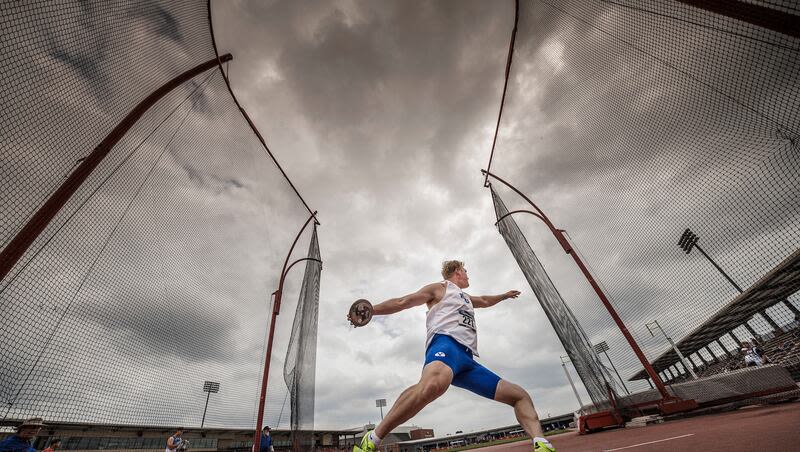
[444,429,571,451]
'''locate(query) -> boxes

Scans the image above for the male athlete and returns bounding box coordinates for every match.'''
[348,261,555,451]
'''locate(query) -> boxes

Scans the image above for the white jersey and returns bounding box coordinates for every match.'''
[426,280,479,356]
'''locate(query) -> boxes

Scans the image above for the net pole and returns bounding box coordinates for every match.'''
[482,169,675,401]
[253,212,318,452]
[0,54,233,284]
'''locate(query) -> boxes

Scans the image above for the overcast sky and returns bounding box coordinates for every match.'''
[2,0,798,440]
[210,0,590,434]
[210,0,800,434]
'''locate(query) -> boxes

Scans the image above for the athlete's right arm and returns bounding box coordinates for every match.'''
[372,283,441,316]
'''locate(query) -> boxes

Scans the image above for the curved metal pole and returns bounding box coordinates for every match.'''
[0,54,232,284]
[481,169,573,253]
[207,0,317,222]
[284,257,322,278]
[482,169,675,402]
[254,213,318,452]
[484,0,520,187]
[494,209,546,226]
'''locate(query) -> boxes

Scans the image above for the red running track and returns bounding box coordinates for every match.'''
[473,401,800,451]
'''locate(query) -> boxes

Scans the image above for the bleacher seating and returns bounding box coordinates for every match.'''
[663,324,800,384]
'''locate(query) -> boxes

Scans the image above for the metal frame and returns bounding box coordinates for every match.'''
[0,54,232,284]
[253,212,321,452]
[482,169,697,415]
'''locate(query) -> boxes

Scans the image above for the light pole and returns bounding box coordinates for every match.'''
[594,341,630,395]
[201,381,220,428]
[253,212,322,452]
[375,399,387,421]
[678,228,783,333]
[560,355,585,414]
[646,320,697,379]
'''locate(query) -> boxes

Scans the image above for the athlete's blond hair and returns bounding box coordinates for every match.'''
[441,260,465,279]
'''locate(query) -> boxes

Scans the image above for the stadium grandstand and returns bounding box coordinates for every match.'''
[0,421,365,452]
[628,249,800,384]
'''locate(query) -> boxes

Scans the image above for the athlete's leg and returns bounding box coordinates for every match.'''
[374,361,453,438]
[494,379,545,438]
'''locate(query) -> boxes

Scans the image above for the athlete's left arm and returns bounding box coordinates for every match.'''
[469,290,521,308]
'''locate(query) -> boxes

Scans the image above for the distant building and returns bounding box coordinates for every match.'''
[409,429,433,440]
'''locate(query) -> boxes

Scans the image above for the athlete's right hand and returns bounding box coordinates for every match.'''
[347,299,373,327]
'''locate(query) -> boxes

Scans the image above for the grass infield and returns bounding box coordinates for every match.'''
[444,429,571,451]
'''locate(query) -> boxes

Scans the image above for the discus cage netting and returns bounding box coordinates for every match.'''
[491,187,622,410]
[1,0,319,437]
[283,227,321,451]
[486,0,799,407]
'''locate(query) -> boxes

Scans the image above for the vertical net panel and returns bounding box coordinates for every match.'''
[491,187,618,411]
[283,227,321,451]
[1,1,314,430]
[490,0,800,399]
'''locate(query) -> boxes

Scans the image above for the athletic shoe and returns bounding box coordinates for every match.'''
[533,438,555,451]
[353,430,377,452]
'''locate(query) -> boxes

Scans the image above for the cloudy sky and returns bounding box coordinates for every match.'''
[209,0,799,434]
[2,0,799,440]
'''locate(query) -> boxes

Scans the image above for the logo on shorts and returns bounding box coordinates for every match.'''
[434,352,446,357]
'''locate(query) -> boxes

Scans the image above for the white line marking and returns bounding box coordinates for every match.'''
[602,433,695,451]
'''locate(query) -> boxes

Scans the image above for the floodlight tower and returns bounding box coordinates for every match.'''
[677,228,782,332]
[375,399,387,421]
[594,341,630,395]
[201,381,220,428]
[560,356,585,414]
[645,320,697,379]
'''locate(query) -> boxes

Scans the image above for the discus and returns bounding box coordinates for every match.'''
[348,299,373,327]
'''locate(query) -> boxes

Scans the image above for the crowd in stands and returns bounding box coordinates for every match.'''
[664,319,800,384]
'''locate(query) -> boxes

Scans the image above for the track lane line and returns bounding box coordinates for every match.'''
[602,433,695,451]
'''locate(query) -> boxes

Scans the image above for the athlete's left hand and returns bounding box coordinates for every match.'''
[504,290,521,300]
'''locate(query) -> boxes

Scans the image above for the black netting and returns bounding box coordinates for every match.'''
[283,227,321,451]
[1,1,316,430]
[487,0,800,403]
[491,187,619,410]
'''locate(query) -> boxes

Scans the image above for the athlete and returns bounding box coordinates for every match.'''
[348,260,555,451]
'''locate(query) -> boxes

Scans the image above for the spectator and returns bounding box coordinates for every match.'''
[165,428,185,452]
[43,439,61,452]
[259,426,274,452]
[0,418,44,452]
[741,342,762,367]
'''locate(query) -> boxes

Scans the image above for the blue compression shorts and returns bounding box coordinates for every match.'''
[424,333,502,400]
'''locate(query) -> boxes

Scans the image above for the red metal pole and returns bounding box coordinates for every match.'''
[0,54,232,284]
[482,169,673,400]
[253,215,318,452]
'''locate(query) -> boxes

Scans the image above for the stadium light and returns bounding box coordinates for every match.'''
[677,228,743,292]
[645,321,697,380]
[376,399,387,420]
[201,381,220,428]
[678,228,784,335]
[593,341,630,395]
[559,356,585,414]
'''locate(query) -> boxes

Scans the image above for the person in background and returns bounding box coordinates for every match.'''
[259,426,274,452]
[165,428,184,452]
[43,438,61,452]
[0,418,44,452]
[741,342,762,367]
